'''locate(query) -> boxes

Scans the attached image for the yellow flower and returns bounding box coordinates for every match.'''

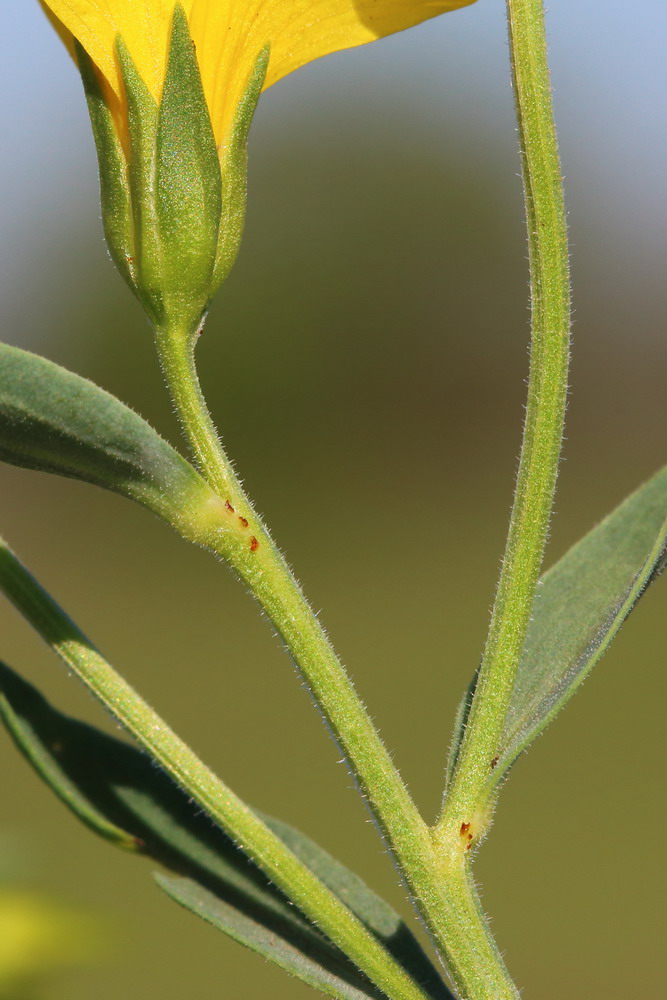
[39,0,475,332]
[41,0,475,152]
[0,889,103,991]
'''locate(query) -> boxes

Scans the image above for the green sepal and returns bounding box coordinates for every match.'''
[115,36,162,322]
[154,5,222,329]
[0,342,215,537]
[214,46,270,288]
[76,44,135,291]
[0,661,452,1000]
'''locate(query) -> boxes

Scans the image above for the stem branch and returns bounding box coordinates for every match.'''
[154,288,522,1000]
[438,0,570,839]
[155,325,432,891]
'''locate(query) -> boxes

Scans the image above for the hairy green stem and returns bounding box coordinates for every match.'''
[414,854,517,1000]
[154,324,432,889]
[155,302,521,1000]
[437,0,570,844]
[0,536,433,1000]
[152,1,569,995]
[154,324,246,508]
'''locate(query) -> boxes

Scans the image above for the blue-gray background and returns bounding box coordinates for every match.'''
[1,2,665,998]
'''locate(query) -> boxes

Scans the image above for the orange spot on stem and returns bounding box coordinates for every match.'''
[250,536,259,552]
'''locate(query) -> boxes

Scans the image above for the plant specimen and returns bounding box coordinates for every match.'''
[1,1,665,998]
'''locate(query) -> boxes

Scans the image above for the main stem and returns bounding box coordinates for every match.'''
[156,324,521,1000]
[154,1,569,996]
[154,323,433,897]
[438,0,571,840]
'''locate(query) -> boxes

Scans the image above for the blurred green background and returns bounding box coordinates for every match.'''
[1,1,665,998]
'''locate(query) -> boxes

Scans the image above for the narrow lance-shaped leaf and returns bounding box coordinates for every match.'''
[448,466,667,792]
[0,342,217,535]
[0,662,451,1000]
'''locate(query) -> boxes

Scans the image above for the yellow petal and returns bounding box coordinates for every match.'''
[41,0,475,146]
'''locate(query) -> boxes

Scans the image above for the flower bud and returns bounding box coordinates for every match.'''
[78,7,267,334]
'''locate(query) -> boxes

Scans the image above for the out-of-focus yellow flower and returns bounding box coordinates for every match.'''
[0,889,103,992]
[41,0,475,152]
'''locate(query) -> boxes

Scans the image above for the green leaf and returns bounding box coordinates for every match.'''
[0,343,214,531]
[444,665,478,790]
[500,466,667,771]
[449,467,667,791]
[156,875,384,1000]
[0,662,451,1000]
[0,661,138,851]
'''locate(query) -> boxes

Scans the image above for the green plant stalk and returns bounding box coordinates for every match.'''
[155,331,522,999]
[155,298,523,999]
[155,327,513,994]
[437,0,570,842]
[154,323,432,883]
[152,0,568,994]
[400,852,518,1000]
[0,536,434,1000]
